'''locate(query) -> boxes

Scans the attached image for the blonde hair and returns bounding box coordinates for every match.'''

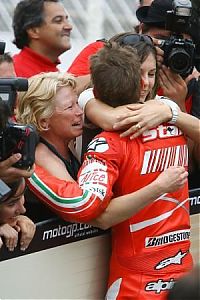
[16,72,76,132]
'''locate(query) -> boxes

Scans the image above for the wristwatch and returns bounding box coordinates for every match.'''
[157,96,180,124]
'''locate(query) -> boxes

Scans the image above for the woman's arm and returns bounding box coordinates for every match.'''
[176,112,200,143]
[78,89,134,131]
[113,100,200,143]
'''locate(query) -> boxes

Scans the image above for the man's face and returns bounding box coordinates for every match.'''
[143,26,191,41]
[35,1,72,57]
[0,62,16,77]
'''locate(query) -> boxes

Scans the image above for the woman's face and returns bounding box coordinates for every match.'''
[48,86,83,141]
[0,180,26,226]
[140,52,156,102]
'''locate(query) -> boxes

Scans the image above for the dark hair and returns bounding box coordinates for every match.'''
[0,53,13,65]
[6,179,24,199]
[110,32,158,99]
[90,42,141,107]
[12,0,59,49]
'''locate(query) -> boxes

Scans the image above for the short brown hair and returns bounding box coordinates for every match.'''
[90,42,141,107]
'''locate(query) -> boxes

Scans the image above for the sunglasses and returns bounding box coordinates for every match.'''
[117,34,153,47]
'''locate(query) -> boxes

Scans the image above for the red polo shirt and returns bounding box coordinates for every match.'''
[67,41,104,76]
[13,47,59,78]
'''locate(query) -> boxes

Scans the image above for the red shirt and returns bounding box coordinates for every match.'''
[13,47,59,78]
[67,41,104,76]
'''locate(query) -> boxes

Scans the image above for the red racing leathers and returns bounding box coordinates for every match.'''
[27,123,192,299]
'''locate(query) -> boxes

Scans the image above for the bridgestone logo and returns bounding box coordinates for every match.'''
[145,230,190,248]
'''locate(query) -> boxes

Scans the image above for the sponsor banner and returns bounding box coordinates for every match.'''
[0,217,108,262]
[189,188,200,215]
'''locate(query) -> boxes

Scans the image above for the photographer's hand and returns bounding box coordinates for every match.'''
[159,65,188,111]
[0,153,34,183]
[151,37,164,67]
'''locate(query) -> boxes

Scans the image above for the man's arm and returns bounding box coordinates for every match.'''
[90,166,188,230]
[30,134,188,227]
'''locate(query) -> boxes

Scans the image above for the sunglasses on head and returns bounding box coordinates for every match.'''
[117,34,153,47]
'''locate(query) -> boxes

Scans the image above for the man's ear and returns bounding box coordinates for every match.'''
[139,23,145,34]
[26,27,41,40]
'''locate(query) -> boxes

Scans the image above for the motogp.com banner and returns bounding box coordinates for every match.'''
[189,188,200,215]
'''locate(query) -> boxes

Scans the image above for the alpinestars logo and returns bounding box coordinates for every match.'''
[155,250,188,270]
[87,137,109,153]
[145,278,175,294]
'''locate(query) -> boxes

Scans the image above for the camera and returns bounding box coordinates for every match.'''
[0,43,38,169]
[160,0,199,78]
[0,111,38,169]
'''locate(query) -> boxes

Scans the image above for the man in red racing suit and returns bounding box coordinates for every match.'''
[82,127,192,300]
[27,122,192,300]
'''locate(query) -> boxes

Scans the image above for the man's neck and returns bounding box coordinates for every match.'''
[28,43,60,63]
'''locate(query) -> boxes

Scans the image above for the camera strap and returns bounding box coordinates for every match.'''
[39,137,80,180]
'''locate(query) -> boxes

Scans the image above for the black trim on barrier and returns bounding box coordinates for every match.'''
[189,188,200,215]
[0,217,108,262]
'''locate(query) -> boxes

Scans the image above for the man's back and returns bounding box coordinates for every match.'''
[82,124,192,275]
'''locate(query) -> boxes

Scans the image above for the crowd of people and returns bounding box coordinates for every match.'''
[0,0,199,299]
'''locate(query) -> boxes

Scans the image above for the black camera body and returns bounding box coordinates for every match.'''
[160,0,199,77]
[0,78,28,114]
[0,46,38,169]
[0,121,38,169]
[161,35,195,77]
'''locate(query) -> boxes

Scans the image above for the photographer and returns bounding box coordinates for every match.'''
[0,51,36,253]
[136,0,200,118]
[0,52,34,183]
[0,178,36,252]
[0,98,35,183]
[136,0,200,187]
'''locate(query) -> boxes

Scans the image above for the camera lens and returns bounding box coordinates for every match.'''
[168,48,191,75]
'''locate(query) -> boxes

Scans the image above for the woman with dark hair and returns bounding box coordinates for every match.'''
[0,178,35,252]
[75,33,159,158]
